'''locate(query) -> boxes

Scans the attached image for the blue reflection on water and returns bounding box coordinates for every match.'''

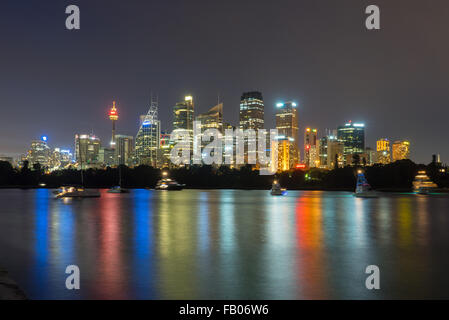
[57,200,74,265]
[133,189,155,298]
[34,189,49,291]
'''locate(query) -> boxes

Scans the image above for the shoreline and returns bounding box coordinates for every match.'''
[3,186,449,193]
[0,267,27,300]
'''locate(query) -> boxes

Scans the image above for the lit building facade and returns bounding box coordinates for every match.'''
[376,138,391,164]
[52,148,73,170]
[318,136,328,169]
[136,98,160,167]
[239,92,264,130]
[392,140,410,162]
[337,122,365,163]
[159,131,173,168]
[75,134,101,169]
[115,135,134,166]
[172,96,195,164]
[275,101,299,168]
[327,136,345,169]
[26,137,52,168]
[304,128,318,167]
[196,103,224,165]
[99,147,115,167]
[239,92,265,167]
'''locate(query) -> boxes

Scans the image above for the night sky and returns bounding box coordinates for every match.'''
[1,0,448,164]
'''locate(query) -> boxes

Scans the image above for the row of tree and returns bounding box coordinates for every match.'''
[0,159,448,190]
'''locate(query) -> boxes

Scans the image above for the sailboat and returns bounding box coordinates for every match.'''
[55,141,101,199]
[107,165,129,193]
[354,170,378,198]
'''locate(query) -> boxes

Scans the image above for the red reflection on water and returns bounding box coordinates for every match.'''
[92,190,126,299]
[294,192,329,299]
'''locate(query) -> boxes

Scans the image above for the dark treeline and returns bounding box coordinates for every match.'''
[0,159,448,190]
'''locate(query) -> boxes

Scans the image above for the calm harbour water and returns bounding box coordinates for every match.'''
[0,188,449,299]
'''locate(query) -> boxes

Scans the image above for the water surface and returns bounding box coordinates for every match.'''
[0,189,448,299]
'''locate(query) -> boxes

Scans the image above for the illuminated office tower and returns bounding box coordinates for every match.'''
[26,136,52,168]
[99,147,115,167]
[337,122,365,162]
[196,103,224,164]
[275,101,299,168]
[392,140,410,162]
[135,96,160,167]
[318,136,329,169]
[197,103,223,132]
[115,135,134,166]
[109,101,119,148]
[376,138,391,164]
[75,134,101,169]
[327,135,344,169]
[172,95,195,163]
[239,91,264,130]
[159,131,173,168]
[173,95,195,132]
[239,92,265,166]
[52,148,73,170]
[304,128,318,167]
[275,139,295,172]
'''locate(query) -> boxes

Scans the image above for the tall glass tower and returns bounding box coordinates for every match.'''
[239,91,264,130]
[275,101,299,168]
[135,96,160,167]
[337,122,365,156]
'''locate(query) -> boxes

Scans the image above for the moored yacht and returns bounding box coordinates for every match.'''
[154,178,185,191]
[55,186,101,198]
[354,170,378,198]
[270,180,287,196]
[413,171,438,194]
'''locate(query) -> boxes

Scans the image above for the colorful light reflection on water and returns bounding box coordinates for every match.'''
[0,189,448,299]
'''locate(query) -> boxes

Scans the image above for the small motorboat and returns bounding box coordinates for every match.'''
[107,186,129,193]
[354,171,378,198]
[270,180,287,196]
[55,186,101,198]
[154,178,185,191]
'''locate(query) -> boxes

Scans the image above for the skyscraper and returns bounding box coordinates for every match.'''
[173,96,195,132]
[337,122,365,159]
[327,136,345,169]
[75,134,101,169]
[304,128,318,167]
[159,131,173,168]
[172,96,195,164]
[26,136,52,168]
[376,138,391,164]
[392,140,410,162]
[239,91,264,130]
[196,103,223,133]
[196,103,224,165]
[109,101,118,148]
[318,136,328,169]
[115,135,134,166]
[135,96,160,167]
[275,101,299,168]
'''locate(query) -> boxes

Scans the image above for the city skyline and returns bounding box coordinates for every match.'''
[0,91,437,166]
[1,0,448,163]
